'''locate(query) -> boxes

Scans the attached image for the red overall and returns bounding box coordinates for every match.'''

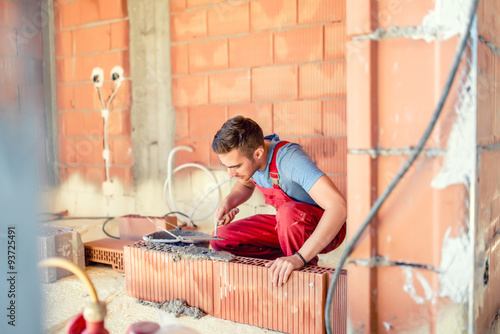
[211,142,346,265]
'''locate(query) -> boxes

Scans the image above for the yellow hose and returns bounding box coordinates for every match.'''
[39,257,99,303]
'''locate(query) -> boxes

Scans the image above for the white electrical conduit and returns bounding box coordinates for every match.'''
[163,146,231,224]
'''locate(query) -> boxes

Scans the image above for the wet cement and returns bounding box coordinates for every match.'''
[137,241,235,262]
[137,298,206,319]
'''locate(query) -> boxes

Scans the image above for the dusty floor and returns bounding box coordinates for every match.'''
[41,264,285,334]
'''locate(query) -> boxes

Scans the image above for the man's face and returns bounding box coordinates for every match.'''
[219,148,259,181]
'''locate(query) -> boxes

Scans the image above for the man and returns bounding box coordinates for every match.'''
[211,116,346,287]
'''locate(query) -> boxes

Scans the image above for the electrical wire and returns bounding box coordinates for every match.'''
[39,257,99,303]
[324,1,479,332]
[163,147,230,225]
[102,217,119,239]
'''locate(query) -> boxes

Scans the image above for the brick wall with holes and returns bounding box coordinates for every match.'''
[170,0,347,198]
[55,0,133,191]
[0,0,47,184]
[476,0,500,332]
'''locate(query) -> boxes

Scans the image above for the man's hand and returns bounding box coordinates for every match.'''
[214,207,239,226]
[265,254,304,287]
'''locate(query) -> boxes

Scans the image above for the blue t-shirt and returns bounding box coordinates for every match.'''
[251,134,324,205]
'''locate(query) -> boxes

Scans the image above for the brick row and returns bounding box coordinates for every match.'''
[171,23,346,75]
[172,61,345,107]
[124,242,347,334]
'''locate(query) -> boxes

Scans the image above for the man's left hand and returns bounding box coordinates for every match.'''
[265,254,304,287]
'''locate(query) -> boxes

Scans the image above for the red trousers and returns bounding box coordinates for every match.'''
[211,200,346,265]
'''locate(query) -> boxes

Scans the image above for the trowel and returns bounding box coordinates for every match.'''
[145,216,224,244]
[214,208,239,238]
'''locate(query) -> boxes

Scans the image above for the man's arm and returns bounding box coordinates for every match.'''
[214,179,256,225]
[266,175,346,286]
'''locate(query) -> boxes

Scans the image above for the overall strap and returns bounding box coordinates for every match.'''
[269,141,289,189]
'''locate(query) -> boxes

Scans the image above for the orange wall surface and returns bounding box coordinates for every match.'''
[55,0,133,190]
[170,0,347,197]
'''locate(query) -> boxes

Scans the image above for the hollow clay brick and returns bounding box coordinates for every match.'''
[38,225,85,283]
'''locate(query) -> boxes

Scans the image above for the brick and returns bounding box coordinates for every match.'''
[299,62,346,99]
[207,2,249,37]
[54,1,82,30]
[83,0,128,26]
[325,22,346,60]
[172,75,208,107]
[0,0,23,28]
[109,80,132,109]
[109,137,132,165]
[252,65,298,101]
[73,83,105,110]
[273,100,322,136]
[298,0,345,24]
[188,39,228,73]
[296,137,346,174]
[477,42,495,146]
[56,30,73,57]
[64,50,130,84]
[72,25,111,55]
[19,84,44,113]
[110,166,134,191]
[108,109,131,136]
[346,39,372,149]
[0,84,19,112]
[59,111,84,136]
[188,104,227,137]
[0,56,23,85]
[174,138,211,165]
[171,44,188,75]
[110,20,129,50]
[75,137,104,164]
[170,0,186,12]
[274,26,323,64]
[250,0,296,31]
[38,226,84,283]
[59,137,77,164]
[85,166,106,185]
[496,54,500,140]
[227,103,273,135]
[229,32,273,68]
[323,100,346,137]
[209,70,251,104]
[175,107,189,138]
[0,27,18,56]
[171,9,207,42]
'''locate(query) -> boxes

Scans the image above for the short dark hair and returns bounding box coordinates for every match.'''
[212,116,264,159]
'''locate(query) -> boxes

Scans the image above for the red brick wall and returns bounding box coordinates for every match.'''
[55,0,133,190]
[170,0,347,197]
[0,0,47,185]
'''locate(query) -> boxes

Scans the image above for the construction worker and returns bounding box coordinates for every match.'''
[211,116,346,287]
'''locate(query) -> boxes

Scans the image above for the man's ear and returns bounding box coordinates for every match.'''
[254,146,264,160]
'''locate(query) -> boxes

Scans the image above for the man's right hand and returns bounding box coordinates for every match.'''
[214,207,240,226]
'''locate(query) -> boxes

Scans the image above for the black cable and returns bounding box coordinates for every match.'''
[102,217,119,239]
[324,2,479,332]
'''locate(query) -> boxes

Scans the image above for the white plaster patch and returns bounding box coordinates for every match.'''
[431,41,476,188]
[438,228,472,303]
[403,268,434,305]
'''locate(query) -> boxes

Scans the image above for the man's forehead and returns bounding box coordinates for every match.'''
[219,149,245,166]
